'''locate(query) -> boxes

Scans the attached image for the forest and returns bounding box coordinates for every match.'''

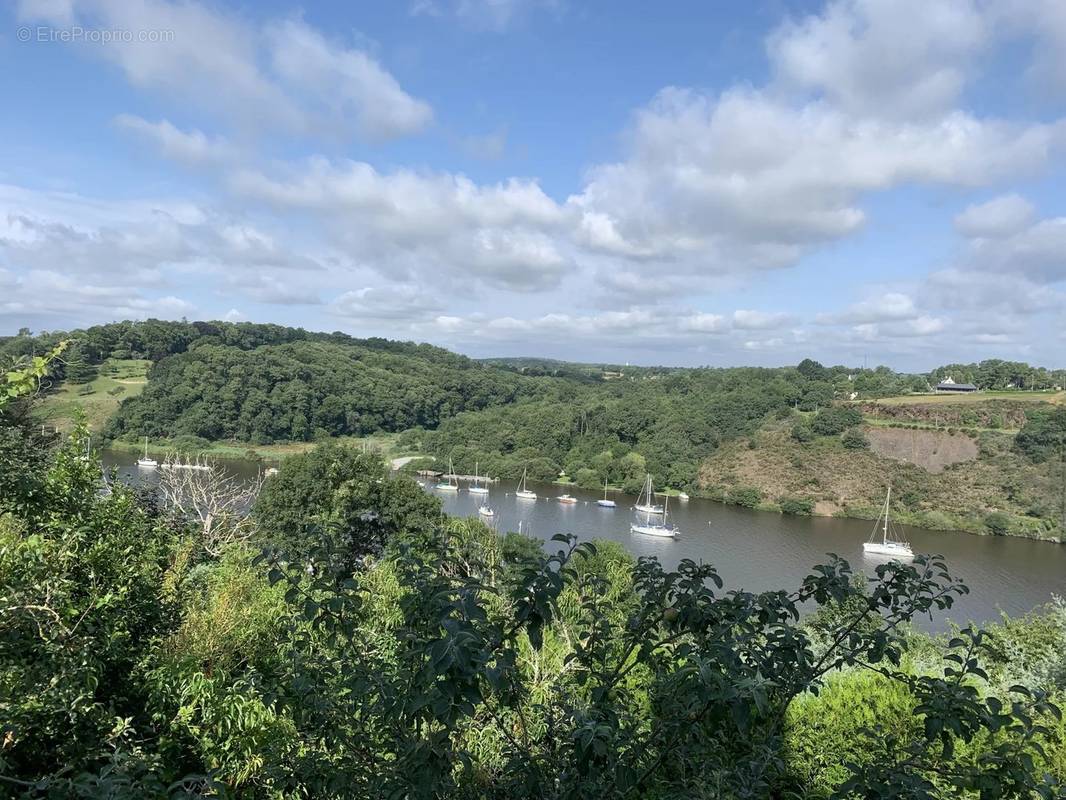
[4,322,1064,531]
[3,354,1066,798]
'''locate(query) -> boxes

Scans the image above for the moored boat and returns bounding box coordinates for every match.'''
[863,486,913,560]
[597,478,616,508]
[634,474,664,514]
[136,436,158,469]
[515,467,537,500]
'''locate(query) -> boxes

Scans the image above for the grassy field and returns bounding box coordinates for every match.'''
[874,390,1065,406]
[38,358,150,433]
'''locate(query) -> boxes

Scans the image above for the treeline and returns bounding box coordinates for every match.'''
[3,387,1065,796]
[930,359,1065,391]
[0,319,478,385]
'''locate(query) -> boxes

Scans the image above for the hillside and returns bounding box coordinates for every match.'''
[699,412,1065,541]
[104,339,546,444]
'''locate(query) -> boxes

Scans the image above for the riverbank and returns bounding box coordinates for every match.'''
[107,432,408,464]
[699,419,1064,543]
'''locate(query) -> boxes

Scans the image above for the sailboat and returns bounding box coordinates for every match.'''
[478,505,495,518]
[469,461,489,495]
[634,475,664,514]
[136,436,158,469]
[435,460,459,492]
[863,486,914,559]
[631,491,679,538]
[597,478,616,508]
[515,468,537,500]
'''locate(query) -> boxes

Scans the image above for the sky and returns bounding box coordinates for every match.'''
[1,0,1065,370]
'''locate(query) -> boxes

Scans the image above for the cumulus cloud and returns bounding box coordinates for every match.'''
[768,0,987,119]
[232,158,571,290]
[114,114,234,165]
[331,284,442,320]
[17,0,432,142]
[817,292,918,325]
[954,194,1036,238]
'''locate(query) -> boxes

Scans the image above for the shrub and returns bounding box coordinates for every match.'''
[107,385,126,396]
[841,428,869,449]
[985,511,1013,536]
[728,485,762,508]
[780,496,815,515]
[812,406,864,436]
[791,422,815,443]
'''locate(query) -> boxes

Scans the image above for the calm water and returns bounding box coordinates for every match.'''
[102,451,1066,631]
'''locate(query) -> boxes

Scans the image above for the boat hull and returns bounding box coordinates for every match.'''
[136,459,158,469]
[635,504,664,514]
[435,484,459,492]
[597,500,616,508]
[863,542,914,559]
[631,523,678,539]
[557,496,577,504]
[468,486,489,495]
[515,491,537,500]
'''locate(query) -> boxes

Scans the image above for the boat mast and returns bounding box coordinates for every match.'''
[882,486,891,544]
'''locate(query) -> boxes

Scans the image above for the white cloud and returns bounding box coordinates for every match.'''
[732,309,794,330]
[954,194,1036,238]
[953,199,1066,284]
[264,19,432,141]
[232,158,571,290]
[768,0,987,119]
[567,86,1063,300]
[114,114,234,165]
[817,292,916,324]
[17,0,432,142]
[331,284,442,320]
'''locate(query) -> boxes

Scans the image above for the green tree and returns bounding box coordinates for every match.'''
[253,443,441,567]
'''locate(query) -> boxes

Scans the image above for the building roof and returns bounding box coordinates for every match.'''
[936,382,978,390]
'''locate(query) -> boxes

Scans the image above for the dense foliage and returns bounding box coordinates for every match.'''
[103,339,541,443]
[1017,407,1066,464]
[2,392,1066,796]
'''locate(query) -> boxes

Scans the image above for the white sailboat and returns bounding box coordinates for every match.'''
[515,467,537,500]
[863,486,914,559]
[597,478,616,508]
[631,491,679,538]
[478,505,495,518]
[634,474,664,514]
[435,460,459,492]
[136,436,158,469]
[469,461,489,495]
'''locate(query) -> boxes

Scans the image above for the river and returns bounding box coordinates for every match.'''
[102,451,1065,632]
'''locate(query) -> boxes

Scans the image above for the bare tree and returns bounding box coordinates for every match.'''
[157,456,264,556]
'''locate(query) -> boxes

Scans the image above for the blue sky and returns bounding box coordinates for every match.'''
[2,0,1065,369]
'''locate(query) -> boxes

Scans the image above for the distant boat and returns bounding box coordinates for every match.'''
[597,478,616,508]
[677,492,690,501]
[557,494,577,505]
[631,490,679,539]
[136,436,158,469]
[435,459,459,492]
[264,466,279,477]
[634,474,664,514]
[863,486,913,559]
[478,505,495,517]
[469,461,489,495]
[515,467,537,500]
